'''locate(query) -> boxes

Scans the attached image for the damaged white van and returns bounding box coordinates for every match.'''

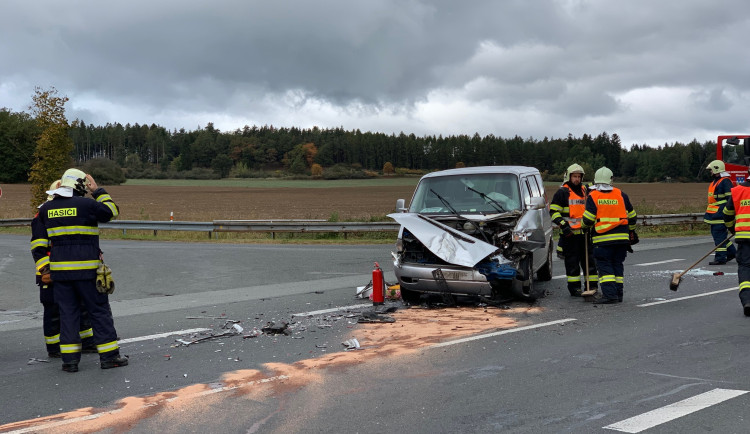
[389,166,554,303]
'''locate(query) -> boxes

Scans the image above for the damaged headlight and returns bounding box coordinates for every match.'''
[512,231,531,242]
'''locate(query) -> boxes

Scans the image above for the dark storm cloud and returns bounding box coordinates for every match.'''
[2,0,750,145]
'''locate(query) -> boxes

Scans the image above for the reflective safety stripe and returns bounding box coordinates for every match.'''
[740,282,750,291]
[616,276,624,284]
[45,334,61,344]
[47,225,99,237]
[30,238,50,250]
[589,276,599,282]
[79,328,94,339]
[97,341,119,353]
[96,195,119,217]
[600,275,616,284]
[567,276,582,283]
[50,260,101,271]
[592,232,630,244]
[61,343,82,354]
[35,256,50,271]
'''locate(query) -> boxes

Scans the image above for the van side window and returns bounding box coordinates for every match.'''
[527,175,541,197]
[534,174,548,201]
[520,177,532,206]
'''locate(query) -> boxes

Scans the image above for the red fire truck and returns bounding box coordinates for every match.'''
[716,135,750,184]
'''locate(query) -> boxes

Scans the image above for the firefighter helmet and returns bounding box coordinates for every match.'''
[46,180,61,201]
[706,160,725,175]
[60,168,88,195]
[594,166,614,185]
[564,163,585,183]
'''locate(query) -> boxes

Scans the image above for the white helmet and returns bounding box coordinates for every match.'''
[594,167,614,185]
[46,180,61,201]
[564,163,585,183]
[706,160,725,175]
[60,168,88,195]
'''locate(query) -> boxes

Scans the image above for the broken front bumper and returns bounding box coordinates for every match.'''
[393,260,519,297]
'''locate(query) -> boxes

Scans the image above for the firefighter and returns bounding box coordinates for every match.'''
[34,169,128,372]
[704,160,736,265]
[31,180,96,357]
[722,169,750,315]
[582,167,637,304]
[549,164,598,296]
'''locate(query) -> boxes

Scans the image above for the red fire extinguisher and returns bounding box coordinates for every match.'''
[372,262,385,305]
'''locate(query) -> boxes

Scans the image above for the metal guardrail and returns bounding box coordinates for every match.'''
[0,213,705,237]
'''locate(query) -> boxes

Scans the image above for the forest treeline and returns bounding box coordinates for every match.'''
[0,107,719,184]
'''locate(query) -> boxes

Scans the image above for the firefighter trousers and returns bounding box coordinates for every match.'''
[40,283,94,355]
[563,233,598,295]
[710,223,736,263]
[54,279,121,364]
[593,244,629,301]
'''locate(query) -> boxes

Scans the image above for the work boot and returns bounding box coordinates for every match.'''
[744,302,750,317]
[100,356,129,369]
[708,260,727,265]
[62,363,79,373]
[593,298,619,305]
[569,289,582,297]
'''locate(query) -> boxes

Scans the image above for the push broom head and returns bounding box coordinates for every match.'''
[669,272,681,291]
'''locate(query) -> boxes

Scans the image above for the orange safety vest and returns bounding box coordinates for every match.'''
[589,188,628,234]
[565,186,587,229]
[707,178,723,214]
[731,185,750,240]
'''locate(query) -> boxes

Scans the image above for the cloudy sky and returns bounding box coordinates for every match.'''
[1,0,749,148]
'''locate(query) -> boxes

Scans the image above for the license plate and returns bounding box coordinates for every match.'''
[441,270,473,281]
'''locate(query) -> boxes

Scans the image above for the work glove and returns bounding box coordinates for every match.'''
[39,265,52,285]
[629,230,640,246]
[561,225,574,238]
[95,264,115,295]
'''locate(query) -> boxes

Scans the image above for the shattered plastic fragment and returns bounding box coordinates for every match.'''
[27,358,50,365]
[342,338,361,350]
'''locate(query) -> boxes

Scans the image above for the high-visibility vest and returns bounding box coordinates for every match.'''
[565,187,587,229]
[731,185,750,240]
[707,178,729,214]
[588,188,629,243]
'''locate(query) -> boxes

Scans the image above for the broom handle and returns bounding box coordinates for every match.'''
[678,234,734,279]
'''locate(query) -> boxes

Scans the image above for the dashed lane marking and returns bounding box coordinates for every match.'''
[118,328,211,344]
[634,259,684,266]
[430,318,576,348]
[292,303,373,317]
[604,388,748,433]
[637,287,737,307]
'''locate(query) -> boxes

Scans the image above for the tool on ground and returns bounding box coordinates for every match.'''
[582,229,597,300]
[372,262,385,305]
[669,234,733,291]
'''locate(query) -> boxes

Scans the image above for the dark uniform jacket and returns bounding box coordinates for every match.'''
[31,188,118,281]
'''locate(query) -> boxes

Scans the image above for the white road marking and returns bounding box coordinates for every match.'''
[292,303,373,317]
[604,388,748,433]
[635,259,684,267]
[430,318,576,348]
[1,375,290,434]
[118,328,211,344]
[637,287,737,307]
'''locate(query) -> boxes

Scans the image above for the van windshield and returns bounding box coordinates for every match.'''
[409,173,521,214]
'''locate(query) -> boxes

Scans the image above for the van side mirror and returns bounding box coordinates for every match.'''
[396,199,408,212]
[527,196,546,210]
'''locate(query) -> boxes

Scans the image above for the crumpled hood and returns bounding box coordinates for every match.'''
[388,213,500,268]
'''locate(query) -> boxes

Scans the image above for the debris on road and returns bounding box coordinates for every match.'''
[342,338,360,350]
[357,310,396,323]
[27,358,50,365]
[174,328,241,347]
[261,321,291,335]
[243,328,263,339]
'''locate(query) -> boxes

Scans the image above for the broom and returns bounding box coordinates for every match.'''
[669,234,733,291]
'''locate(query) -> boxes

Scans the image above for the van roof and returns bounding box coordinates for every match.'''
[419,166,540,179]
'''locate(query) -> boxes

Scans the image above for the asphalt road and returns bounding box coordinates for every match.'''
[1,234,750,433]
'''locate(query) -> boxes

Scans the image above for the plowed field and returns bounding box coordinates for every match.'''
[0,182,707,221]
